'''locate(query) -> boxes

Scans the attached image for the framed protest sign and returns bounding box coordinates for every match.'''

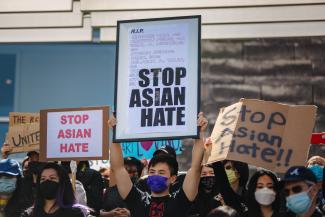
[114,15,201,142]
[40,106,109,161]
[204,99,317,173]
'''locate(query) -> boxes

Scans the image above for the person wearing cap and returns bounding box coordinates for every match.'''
[306,156,325,214]
[0,159,25,217]
[282,166,323,217]
[124,157,144,184]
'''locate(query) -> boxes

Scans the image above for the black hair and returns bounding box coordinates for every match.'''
[206,206,240,217]
[223,160,249,188]
[32,163,77,216]
[124,157,144,175]
[148,154,178,176]
[245,169,283,217]
[22,157,29,169]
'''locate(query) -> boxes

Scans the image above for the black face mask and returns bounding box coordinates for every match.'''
[200,176,215,191]
[130,175,139,184]
[40,180,59,200]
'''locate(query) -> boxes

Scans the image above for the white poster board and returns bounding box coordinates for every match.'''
[114,16,201,142]
[40,106,109,161]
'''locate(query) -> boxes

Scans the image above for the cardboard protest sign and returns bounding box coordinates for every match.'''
[122,140,182,159]
[9,112,40,127]
[6,112,40,153]
[114,16,201,142]
[205,99,317,173]
[40,106,109,161]
[6,122,40,153]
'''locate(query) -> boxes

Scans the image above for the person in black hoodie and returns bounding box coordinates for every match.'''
[77,161,104,216]
[188,137,248,217]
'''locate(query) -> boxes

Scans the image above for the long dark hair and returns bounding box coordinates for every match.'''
[32,163,77,216]
[245,170,282,217]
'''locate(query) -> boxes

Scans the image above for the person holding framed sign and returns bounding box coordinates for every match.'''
[108,112,207,217]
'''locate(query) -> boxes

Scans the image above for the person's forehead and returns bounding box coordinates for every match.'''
[202,166,213,173]
[308,158,323,165]
[224,161,233,166]
[41,168,58,177]
[257,175,273,183]
[149,162,170,171]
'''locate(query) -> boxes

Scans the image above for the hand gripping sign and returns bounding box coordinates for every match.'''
[40,106,109,161]
[205,99,317,173]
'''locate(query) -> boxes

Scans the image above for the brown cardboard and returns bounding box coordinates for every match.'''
[9,112,39,127]
[6,122,40,153]
[207,99,317,173]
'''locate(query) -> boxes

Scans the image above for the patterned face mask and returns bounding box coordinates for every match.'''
[0,178,17,194]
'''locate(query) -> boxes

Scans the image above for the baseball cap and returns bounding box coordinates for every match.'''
[27,151,39,157]
[153,145,176,159]
[281,166,317,185]
[124,157,144,174]
[0,159,22,176]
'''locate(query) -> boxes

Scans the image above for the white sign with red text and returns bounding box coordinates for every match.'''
[40,107,109,161]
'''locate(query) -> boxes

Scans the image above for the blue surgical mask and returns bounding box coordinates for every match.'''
[308,165,324,182]
[286,191,312,215]
[0,178,17,194]
[147,175,168,193]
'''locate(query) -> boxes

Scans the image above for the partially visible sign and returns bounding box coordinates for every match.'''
[89,160,110,171]
[9,112,39,127]
[206,99,317,173]
[122,140,182,160]
[311,133,325,145]
[40,106,109,161]
[6,112,40,153]
[6,123,40,153]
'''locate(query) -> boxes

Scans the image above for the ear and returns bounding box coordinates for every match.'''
[169,175,177,184]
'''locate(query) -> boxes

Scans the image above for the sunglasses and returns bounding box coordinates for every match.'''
[284,185,304,197]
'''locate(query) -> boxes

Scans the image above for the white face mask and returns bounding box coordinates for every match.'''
[254,187,276,206]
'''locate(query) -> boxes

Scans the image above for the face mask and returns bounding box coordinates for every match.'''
[0,178,17,194]
[147,175,168,193]
[130,175,139,184]
[286,191,312,215]
[225,169,238,184]
[255,187,276,206]
[308,165,323,182]
[200,176,215,191]
[40,180,59,200]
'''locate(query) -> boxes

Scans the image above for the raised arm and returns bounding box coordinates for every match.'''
[108,117,132,199]
[182,112,208,201]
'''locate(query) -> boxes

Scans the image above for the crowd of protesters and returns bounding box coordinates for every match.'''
[0,112,324,217]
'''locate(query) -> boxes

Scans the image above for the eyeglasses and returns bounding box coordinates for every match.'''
[284,185,303,197]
